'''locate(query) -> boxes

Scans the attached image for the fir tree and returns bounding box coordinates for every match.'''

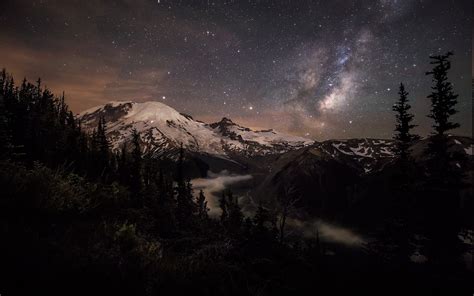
[196,189,209,221]
[392,83,419,161]
[225,190,243,235]
[424,52,463,266]
[175,146,196,228]
[96,116,109,161]
[426,52,459,137]
[96,116,110,178]
[254,203,269,229]
[130,129,142,199]
[117,142,129,185]
[219,192,228,224]
[425,52,461,184]
[0,91,12,158]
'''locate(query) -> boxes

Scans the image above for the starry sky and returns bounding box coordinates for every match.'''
[0,0,471,139]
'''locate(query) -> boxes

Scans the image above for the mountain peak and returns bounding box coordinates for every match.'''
[209,117,238,129]
[219,117,235,124]
[79,100,314,157]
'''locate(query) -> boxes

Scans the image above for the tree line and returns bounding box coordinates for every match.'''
[0,52,471,295]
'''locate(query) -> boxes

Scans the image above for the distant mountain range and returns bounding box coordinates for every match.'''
[79,101,472,177]
[79,100,473,217]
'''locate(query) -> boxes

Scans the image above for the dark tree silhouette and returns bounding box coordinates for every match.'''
[96,116,110,161]
[224,190,243,235]
[175,146,196,228]
[130,128,143,199]
[197,189,209,221]
[392,83,419,161]
[92,116,110,179]
[426,52,459,137]
[423,52,464,266]
[0,82,12,157]
[219,192,228,224]
[424,52,462,186]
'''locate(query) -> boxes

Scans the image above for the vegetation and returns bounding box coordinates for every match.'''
[392,82,419,162]
[0,52,471,295]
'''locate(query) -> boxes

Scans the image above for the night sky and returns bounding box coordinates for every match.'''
[0,0,471,139]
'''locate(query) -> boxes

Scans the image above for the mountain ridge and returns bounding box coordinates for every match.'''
[79,101,314,158]
[79,101,473,177]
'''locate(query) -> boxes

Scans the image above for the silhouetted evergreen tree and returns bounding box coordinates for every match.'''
[426,52,460,136]
[175,146,196,228]
[219,192,228,224]
[253,203,278,243]
[425,52,462,186]
[197,190,209,221]
[0,89,12,158]
[89,116,111,180]
[254,203,269,230]
[392,83,419,162]
[221,190,244,235]
[117,142,130,185]
[97,117,110,164]
[424,52,464,267]
[425,52,460,179]
[130,129,143,199]
[156,170,177,235]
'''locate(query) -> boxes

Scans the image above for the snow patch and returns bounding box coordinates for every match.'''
[80,101,314,156]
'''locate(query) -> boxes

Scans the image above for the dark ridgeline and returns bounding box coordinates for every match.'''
[0,52,471,296]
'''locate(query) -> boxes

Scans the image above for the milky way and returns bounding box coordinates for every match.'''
[0,0,471,139]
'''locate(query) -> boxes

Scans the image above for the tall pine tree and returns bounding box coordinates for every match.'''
[130,128,143,200]
[175,146,196,228]
[426,52,459,137]
[392,83,419,161]
[425,52,460,184]
[197,190,209,221]
[96,116,110,178]
[424,52,463,266]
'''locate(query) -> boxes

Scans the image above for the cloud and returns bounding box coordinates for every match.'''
[191,171,253,216]
[288,218,366,247]
[192,171,365,247]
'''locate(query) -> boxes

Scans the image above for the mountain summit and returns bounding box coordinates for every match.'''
[79,101,313,157]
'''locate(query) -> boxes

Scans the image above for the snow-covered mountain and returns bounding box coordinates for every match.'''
[253,135,473,217]
[79,100,473,175]
[79,101,313,158]
[314,139,395,173]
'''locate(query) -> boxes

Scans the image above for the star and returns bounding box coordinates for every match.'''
[0,0,469,141]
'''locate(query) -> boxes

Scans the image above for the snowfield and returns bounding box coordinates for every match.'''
[79,101,314,157]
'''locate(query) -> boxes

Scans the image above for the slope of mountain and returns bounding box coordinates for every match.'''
[315,139,395,173]
[79,101,313,159]
[253,135,473,219]
[79,100,472,179]
[209,117,313,156]
[252,145,363,218]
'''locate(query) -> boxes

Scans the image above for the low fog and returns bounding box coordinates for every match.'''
[191,170,253,216]
[192,171,366,248]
